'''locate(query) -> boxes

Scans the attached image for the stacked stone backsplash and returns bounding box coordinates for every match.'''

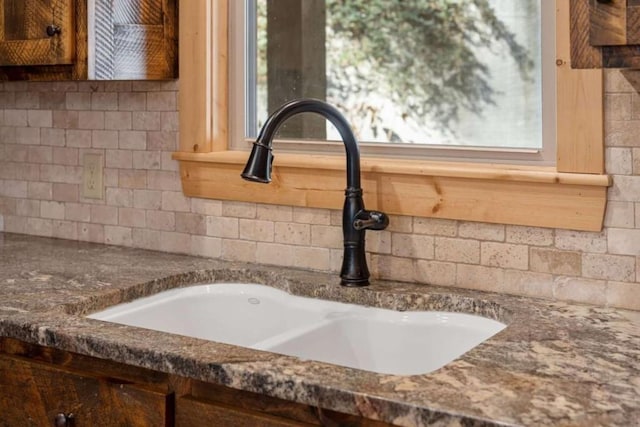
[0,71,639,311]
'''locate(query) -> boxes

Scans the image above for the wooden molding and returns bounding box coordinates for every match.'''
[175,0,610,232]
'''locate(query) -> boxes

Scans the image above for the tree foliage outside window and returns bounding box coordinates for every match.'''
[255,0,541,147]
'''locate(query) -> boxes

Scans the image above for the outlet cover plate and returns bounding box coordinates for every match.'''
[82,153,104,199]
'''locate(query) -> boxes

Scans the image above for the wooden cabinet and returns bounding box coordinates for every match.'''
[0,338,391,427]
[0,0,75,66]
[0,0,178,81]
[571,0,640,68]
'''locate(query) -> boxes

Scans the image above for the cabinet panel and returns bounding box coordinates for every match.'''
[0,0,75,66]
[0,354,172,427]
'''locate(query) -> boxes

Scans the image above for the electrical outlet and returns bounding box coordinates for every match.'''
[82,153,103,199]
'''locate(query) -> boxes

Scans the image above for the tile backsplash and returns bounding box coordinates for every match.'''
[1,72,639,310]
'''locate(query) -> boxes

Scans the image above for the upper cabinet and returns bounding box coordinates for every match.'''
[0,0,75,66]
[0,0,178,80]
[571,0,640,68]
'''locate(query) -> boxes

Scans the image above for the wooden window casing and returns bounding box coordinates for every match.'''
[173,0,611,232]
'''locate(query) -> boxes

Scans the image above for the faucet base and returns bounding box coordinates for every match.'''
[340,278,370,287]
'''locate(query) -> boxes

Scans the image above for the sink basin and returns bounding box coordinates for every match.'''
[88,283,506,375]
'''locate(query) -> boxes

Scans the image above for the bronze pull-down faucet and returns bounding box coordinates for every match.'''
[241,98,389,287]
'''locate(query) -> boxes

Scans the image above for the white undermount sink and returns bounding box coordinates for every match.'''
[88,283,506,375]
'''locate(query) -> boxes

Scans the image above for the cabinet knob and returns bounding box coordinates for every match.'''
[54,413,75,427]
[46,25,62,37]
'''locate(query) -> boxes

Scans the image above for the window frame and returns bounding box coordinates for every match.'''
[173,0,611,232]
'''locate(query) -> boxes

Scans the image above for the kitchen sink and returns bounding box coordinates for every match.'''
[88,283,506,375]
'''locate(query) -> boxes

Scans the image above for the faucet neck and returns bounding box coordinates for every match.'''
[256,99,361,189]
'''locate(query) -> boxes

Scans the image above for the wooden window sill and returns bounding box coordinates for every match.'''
[173,151,611,231]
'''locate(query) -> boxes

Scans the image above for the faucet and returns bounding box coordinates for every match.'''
[241,98,389,287]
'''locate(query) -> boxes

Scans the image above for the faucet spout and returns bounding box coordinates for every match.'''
[241,98,389,287]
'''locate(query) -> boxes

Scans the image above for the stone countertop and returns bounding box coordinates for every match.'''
[0,232,638,426]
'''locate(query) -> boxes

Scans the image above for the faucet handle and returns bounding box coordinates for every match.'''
[353,210,389,231]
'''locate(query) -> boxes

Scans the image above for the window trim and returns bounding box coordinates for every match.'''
[173,0,611,232]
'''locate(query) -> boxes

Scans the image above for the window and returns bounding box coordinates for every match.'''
[233,0,556,165]
[174,0,610,231]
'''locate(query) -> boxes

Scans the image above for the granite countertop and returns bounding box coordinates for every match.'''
[0,232,638,426]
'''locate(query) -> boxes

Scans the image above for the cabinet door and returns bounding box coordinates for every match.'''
[0,355,172,427]
[0,0,75,66]
[571,0,640,68]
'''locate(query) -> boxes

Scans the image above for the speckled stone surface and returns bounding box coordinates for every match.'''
[0,232,639,426]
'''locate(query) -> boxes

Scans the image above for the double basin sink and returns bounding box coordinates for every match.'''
[89,283,506,376]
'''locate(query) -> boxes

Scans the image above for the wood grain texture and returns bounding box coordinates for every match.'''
[572,0,640,68]
[0,355,172,427]
[93,0,177,80]
[589,0,626,46]
[175,152,609,232]
[0,0,75,66]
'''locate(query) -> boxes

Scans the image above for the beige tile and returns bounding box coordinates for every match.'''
[206,216,239,239]
[131,228,161,250]
[132,111,161,130]
[16,127,40,145]
[607,228,640,255]
[257,204,293,222]
[148,171,182,192]
[52,183,79,202]
[413,217,457,236]
[90,205,118,225]
[294,246,331,271]
[52,147,79,166]
[132,150,161,170]
[503,270,554,300]
[27,182,52,200]
[191,198,222,216]
[27,110,52,128]
[66,92,91,110]
[161,191,191,212]
[105,150,133,168]
[555,229,608,253]
[256,242,295,267]
[147,92,177,111]
[104,225,133,246]
[92,130,118,149]
[4,109,27,126]
[147,131,178,151]
[15,92,39,109]
[27,146,52,164]
[582,253,635,281]
[274,222,310,246]
[386,214,413,233]
[506,225,554,246]
[605,147,633,175]
[105,112,132,131]
[311,225,342,249]
[0,180,27,198]
[159,231,191,254]
[160,112,179,131]
[605,93,632,121]
[222,201,257,219]
[175,212,206,234]
[52,220,78,240]
[78,111,104,129]
[40,200,65,219]
[65,203,91,222]
[604,201,635,228]
[3,215,27,233]
[293,206,331,225]
[26,217,53,237]
[530,248,581,276]
[459,222,505,241]
[370,255,415,283]
[41,128,66,146]
[605,119,640,147]
[16,199,40,217]
[239,218,274,242]
[456,264,505,293]
[106,188,133,207]
[118,92,146,111]
[118,207,146,228]
[191,235,222,258]
[415,260,456,287]
[222,239,257,263]
[606,281,640,311]
[91,92,118,111]
[118,130,146,150]
[366,230,391,254]
[609,175,640,202]
[146,210,175,231]
[481,242,528,270]
[66,129,92,148]
[120,170,148,189]
[133,189,161,209]
[435,237,480,264]
[553,276,607,306]
[391,233,434,260]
